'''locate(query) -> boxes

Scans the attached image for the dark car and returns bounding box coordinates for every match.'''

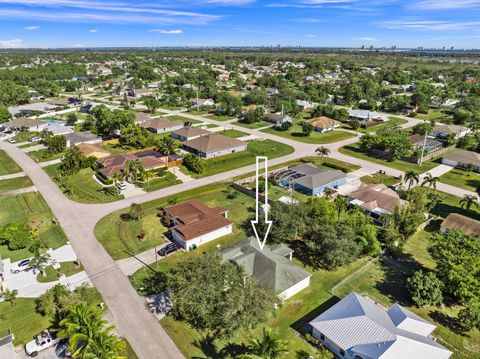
[158,243,180,257]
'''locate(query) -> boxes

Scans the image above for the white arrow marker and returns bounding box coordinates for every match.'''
[251,156,272,251]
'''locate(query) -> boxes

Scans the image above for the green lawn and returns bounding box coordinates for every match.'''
[0,298,51,346]
[44,164,124,204]
[95,182,255,260]
[0,150,22,175]
[208,114,236,121]
[339,142,453,173]
[141,171,182,192]
[0,192,68,261]
[182,139,294,179]
[262,126,356,144]
[365,117,408,133]
[36,261,83,283]
[332,225,479,359]
[12,131,39,143]
[166,115,201,124]
[416,110,452,122]
[217,129,248,138]
[439,167,480,192]
[0,176,32,192]
[235,120,272,129]
[270,156,360,173]
[28,149,65,163]
[361,173,401,186]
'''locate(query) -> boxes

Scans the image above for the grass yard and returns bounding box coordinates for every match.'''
[361,172,402,186]
[339,142,451,173]
[44,164,123,204]
[272,156,360,173]
[95,182,255,260]
[181,139,294,179]
[416,110,451,122]
[365,117,408,133]
[0,192,68,261]
[218,129,249,138]
[439,167,480,192]
[0,298,51,346]
[235,120,272,129]
[12,131,39,143]
[36,261,83,283]
[141,171,182,192]
[166,115,201,124]
[28,149,64,163]
[208,114,236,121]
[0,176,32,193]
[262,125,356,144]
[0,150,22,175]
[332,225,479,359]
[132,253,370,358]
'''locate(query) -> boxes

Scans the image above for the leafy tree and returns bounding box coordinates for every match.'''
[0,223,35,250]
[157,137,179,155]
[143,97,161,113]
[28,236,48,258]
[0,80,29,106]
[91,105,134,136]
[66,112,78,126]
[124,159,144,182]
[404,170,420,189]
[129,203,143,221]
[315,146,330,157]
[242,107,265,124]
[407,270,444,307]
[218,92,243,116]
[349,119,361,131]
[301,122,314,136]
[59,147,92,175]
[45,135,67,154]
[457,302,480,332]
[412,121,434,135]
[119,125,154,148]
[183,154,207,174]
[59,303,125,359]
[0,104,11,123]
[166,254,277,337]
[429,230,480,302]
[239,329,289,359]
[3,289,18,307]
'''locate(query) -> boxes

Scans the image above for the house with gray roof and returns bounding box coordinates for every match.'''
[271,163,347,196]
[64,131,102,147]
[309,292,452,359]
[218,237,311,300]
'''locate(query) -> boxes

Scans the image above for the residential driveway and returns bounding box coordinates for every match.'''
[0,172,25,180]
[15,346,57,359]
[167,167,193,183]
[39,159,62,168]
[116,242,170,276]
[422,164,453,178]
[120,181,146,198]
[0,186,36,196]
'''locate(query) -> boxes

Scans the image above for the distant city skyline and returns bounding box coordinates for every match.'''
[0,0,480,49]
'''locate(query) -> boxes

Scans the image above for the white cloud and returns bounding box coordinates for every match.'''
[416,0,480,9]
[0,39,24,48]
[380,19,480,31]
[24,25,39,30]
[150,29,183,34]
[71,43,85,47]
[89,28,98,32]
[353,36,378,41]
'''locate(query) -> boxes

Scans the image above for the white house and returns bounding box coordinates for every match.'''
[309,292,452,359]
[182,133,247,159]
[163,200,233,251]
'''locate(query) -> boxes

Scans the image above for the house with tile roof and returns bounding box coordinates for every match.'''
[305,116,341,133]
[163,200,233,250]
[96,152,167,178]
[182,133,247,159]
[77,143,110,159]
[219,237,311,300]
[172,126,211,141]
[440,213,480,236]
[309,292,452,359]
[272,163,347,196]
[139,118,184,134]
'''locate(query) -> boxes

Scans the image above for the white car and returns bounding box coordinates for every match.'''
[10,259,31,274]
[25,331,61,357]
[116,182,127,190]
[7,138,16,144]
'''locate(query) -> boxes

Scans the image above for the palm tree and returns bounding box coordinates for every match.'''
[59,303,125,359]
[157,137,179,156]
[238,328,289,359]
[125,159,144,183]
[3,289,18,307]
[460,194,478,212]
[315,146,330,158]
[404,170,420,190]
[143,170,154,190]
[112,172,124,195]
[28,236,48,258]
[421,173,438,191]
[29,253,52,277]
[334,195,349,223]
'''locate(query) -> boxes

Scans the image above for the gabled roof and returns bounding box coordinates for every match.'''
[65,131,101,145]
[183,133,245,153]
[443,150,480,167]
[140,118,183,130]
[172,126,210,138]
[77,143,109,157]
[349,184,404,213]
[433,124,467,135]
[309,292,452,359]
[218,237,311,295]
[287,163,346,190]
[3,117,46,129]
[441,213,480,235]
[305,116,341,129]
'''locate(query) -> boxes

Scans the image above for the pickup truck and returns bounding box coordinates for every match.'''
[25,331,61,357]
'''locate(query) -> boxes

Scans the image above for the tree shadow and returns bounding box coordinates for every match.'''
[465,178,480,190]
[192,336,248,359]
[429,310,466,335]
[291,296,340,336]
[291,132,308,138]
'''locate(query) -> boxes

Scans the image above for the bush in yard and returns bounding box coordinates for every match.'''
[457,301,480,332]
[183,153,207,174]
[350,119,361,130]
[0,223,35,250]
[301,121,314,136]
[407,270,444,307]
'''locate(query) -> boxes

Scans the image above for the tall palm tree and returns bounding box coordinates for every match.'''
[28,236,48,258]
[238,328,289,359]
[421,173,438,191]
[460,194,478,212]
[125,159,144,183]
[3,289,18,307]
[315,146,330,158]
[29,253,52,277]
[143,170,154,190]
[404,170,420,190]
[334,195,349,223]
[59,303,125,359]
[157,137,179,156]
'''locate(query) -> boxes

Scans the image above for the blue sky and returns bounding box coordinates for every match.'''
[0,0,479,48]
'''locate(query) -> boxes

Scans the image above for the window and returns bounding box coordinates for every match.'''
[320,334,325,341]
[340,350,345,357]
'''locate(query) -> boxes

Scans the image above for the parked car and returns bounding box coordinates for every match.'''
[55,338,72,358]
[28,136,41,142]
[10,259,31,274]
[158,242,180,257]
[25,331,61,357]
[116,182,127,191]
[8,138,16,144]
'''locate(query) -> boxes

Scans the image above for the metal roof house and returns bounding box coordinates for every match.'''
[309,292,452,359]
[219,237,311,300]
[272,163,346,196]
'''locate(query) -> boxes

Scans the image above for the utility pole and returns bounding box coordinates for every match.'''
[420,130,428,164]
[153,227,158,270]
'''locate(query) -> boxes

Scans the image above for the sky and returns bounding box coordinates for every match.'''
[0,0,479,49]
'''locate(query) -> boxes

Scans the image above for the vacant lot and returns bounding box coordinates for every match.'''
[235,120,272,129]
[0,150,22,175]
[0,192,68,262]
[0,176,33,193]
[262,125,355,144]
[217,129,249,138]
[439,167,480,192]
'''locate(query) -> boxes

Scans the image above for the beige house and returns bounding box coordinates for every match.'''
[182,133,247,159]
[77,143,110,159]
[440,213,480,236]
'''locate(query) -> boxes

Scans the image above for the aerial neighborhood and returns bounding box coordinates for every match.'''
[1,46,480,359]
